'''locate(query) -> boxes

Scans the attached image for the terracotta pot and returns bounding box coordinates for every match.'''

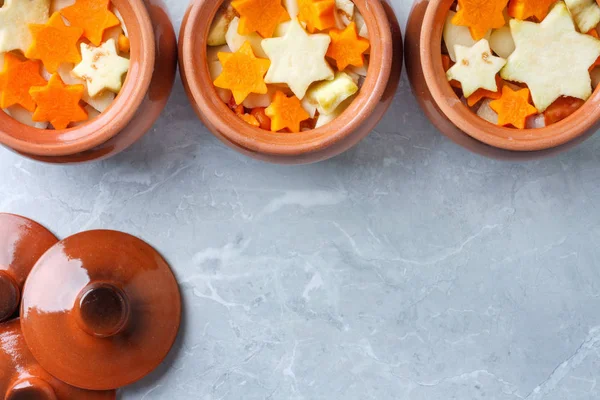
[0,213,58,323]
[405,0,600,160]
[0,319,116,399]
[21,230,181,391]
[179,0,403,164]
[0,0,177,164]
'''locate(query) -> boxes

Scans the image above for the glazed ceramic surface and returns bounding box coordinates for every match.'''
[0,214,58,322]
[2,1,600,399]
[0,319,116,399]
[20,230,181,391]
[0,0,177,164]
[405,0,600,159]
[179,0,402,164]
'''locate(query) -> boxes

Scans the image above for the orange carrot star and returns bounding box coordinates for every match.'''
[60,0,120,46]
[214,41,271,105]
[489,86,538,129]
[26,12,83,74]
[231,0,290,38]
[0,53,47,111]
[326,22,370,71]
[467,75,503,107]
[452,0,509,40]
[29,74,88,130]
[265,91,310,132]
[508,0,557,21]
[298,0,336,33]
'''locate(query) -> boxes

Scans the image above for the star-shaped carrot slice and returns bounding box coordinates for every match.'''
[489,86,538,129]
[326,22,370,71]
[466,75,503,107]
[231,0,290,38]
[214,41,271,104]
[298,0,336,33]
[60,0,120,46]
[0,53,47,111]
[265,91,310,132]
[26,12,83,74]
[452,0,509,41]
[29,74,88,130]
[508,0,557,21]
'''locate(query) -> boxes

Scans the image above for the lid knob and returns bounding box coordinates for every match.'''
[6,377,57,400]
[0,271,20,323]
[75,282,130,338]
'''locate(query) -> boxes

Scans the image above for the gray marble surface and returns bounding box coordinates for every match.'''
[2,0,600,398]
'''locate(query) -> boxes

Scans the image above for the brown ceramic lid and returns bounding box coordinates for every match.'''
[0,319,116,399]
[20,230,181,391]
[0,214,58,323]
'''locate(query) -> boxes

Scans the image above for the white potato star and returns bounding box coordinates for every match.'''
[446,39,506,98]
[501,2,600,112]
[0,0,50,53]
[58,64,116,113]
[73,39,130,97]
[262,19,334,99]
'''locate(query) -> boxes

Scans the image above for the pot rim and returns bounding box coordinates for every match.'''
[0,0,156,157]
[180,0,394,157]
[420,0,600,152]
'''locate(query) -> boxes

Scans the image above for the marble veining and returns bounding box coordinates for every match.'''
[2,0,600,398]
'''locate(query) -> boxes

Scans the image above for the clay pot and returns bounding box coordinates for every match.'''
[21,230,181,391]
[0,319,116,400]
[0,0,177,164]
[179,0,403,164]
[0,214,58,323]
[405,0,599,160]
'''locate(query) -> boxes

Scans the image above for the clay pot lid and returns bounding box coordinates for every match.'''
[0,214,58,323]
[20,230,181,391]
[0,319,116,400]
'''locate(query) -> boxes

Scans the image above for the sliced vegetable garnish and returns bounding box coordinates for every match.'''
[29,74,88,130]
[489,86,538,129]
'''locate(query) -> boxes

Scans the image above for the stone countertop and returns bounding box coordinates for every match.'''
[2,0,600,398]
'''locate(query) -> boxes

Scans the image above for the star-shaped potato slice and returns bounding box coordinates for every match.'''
[72,39,130,97]
[214,41,270,104]
[0,0,50,53]
[446,39,507,98]
[26,12,83,74]
[501,2,600,111]
[57,64,115,112]
[60,0,120,46]
[452,0,509,40]
[0,53,47,111]
[29,74,88,129]
[262,19,334,99]
[231,0,290,38]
